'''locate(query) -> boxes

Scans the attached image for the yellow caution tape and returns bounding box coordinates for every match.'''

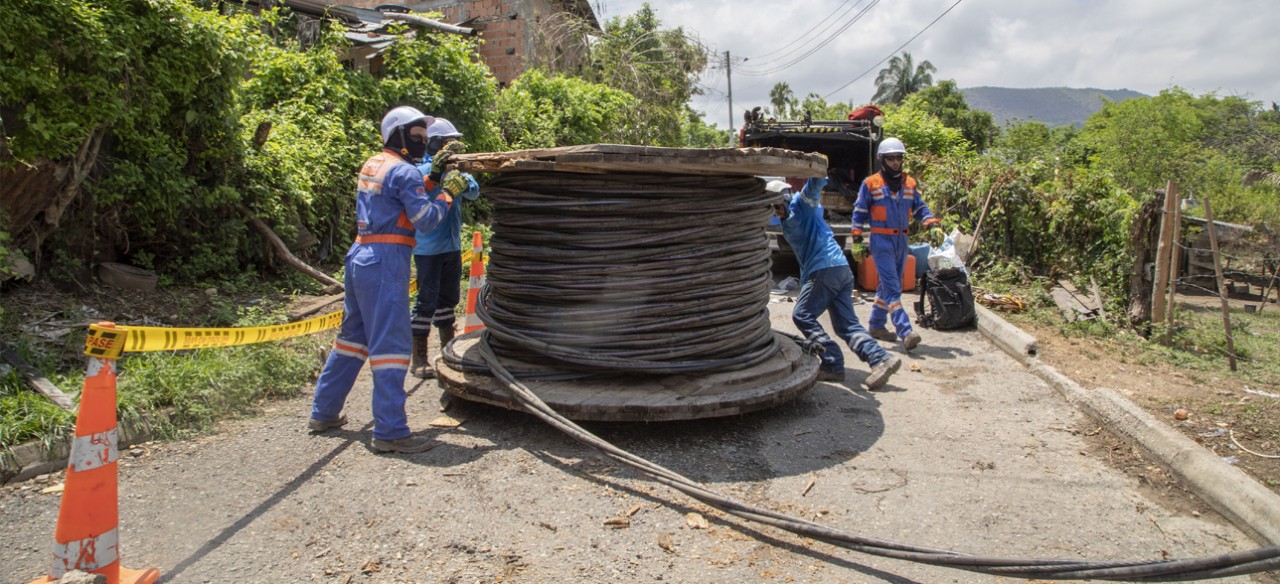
[83,249,488,357]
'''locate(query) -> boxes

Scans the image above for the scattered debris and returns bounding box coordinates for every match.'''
[1244,387,1280,399]
[1173,408,1189,421]
[603,517,630,529]
[684,512,709,530]
[1049,279,1102,322]
[428,415,464,428]
[657,533,676,554]
[359,560,381,574]
[801,478,816,497]
[40,483,64,494]
[977,292,1027,313]
[625,504,642,517]
[1229,430,1280,459]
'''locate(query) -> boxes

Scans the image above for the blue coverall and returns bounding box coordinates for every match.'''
[311,150,450,441]
[412,156,480,337]
[852,172,940,339]
[780,177,891,375]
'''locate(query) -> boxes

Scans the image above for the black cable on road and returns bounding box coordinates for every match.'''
[452,169,1280,580]
[474,335,1280,581]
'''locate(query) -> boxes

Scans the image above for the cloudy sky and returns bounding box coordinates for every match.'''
[592,0,1280,130]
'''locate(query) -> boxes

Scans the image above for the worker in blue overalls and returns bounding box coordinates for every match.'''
[411,118,481,379]
[307,106,470,454]
[851,137,945,352]
[772,178,901,390]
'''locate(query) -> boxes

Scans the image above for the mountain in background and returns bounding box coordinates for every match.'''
[960,86,1148,128]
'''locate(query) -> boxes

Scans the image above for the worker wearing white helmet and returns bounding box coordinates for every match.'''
[771,176,901,390]
[410,118,480,378]
[851,137,945,352]
[308,105,468,454]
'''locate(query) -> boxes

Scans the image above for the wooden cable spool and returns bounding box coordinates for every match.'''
[437,145,828,421]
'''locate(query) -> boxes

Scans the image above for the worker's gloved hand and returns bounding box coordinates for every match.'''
[851,231,863,245]
[442,170,468,198]
[428,141,467,182]
[851,242,869,259]
[928,226,946,247]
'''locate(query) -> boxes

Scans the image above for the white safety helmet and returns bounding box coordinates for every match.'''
[380,106,434,144]
[764,179,792,196]
[427,118,464,139]
[877,137,907,158]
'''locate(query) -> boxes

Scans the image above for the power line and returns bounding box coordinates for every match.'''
[739,0,862,66]
[822,0,965,100]
[736,0,882,76]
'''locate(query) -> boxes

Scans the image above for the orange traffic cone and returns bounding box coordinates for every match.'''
[31,323,159,584]
[463,231,486,334]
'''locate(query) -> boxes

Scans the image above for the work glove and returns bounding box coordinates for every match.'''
[428,140,468,182]
[851,230,864,245]
[851,242,869,260]
[928,226,946,247]
[441,169,469,198]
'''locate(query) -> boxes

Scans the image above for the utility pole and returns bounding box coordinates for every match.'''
[725,50,734,147]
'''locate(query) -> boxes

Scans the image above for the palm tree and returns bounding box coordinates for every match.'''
[872,52,937,105]
[769,82,795,119]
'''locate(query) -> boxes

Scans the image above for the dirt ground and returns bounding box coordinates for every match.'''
[2,278,1278,583]
[1006,288,1280,498]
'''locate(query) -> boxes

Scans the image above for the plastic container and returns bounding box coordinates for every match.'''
[855,254,915,292]
[908,244,930,278]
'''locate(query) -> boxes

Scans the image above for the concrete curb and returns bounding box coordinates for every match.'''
[1,415,160,484]
[973,306,1280,546]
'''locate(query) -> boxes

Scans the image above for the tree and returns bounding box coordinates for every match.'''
[578,4,709,145]
[871,52,935,105]
[769,82,795,119]
[904,80,999,151]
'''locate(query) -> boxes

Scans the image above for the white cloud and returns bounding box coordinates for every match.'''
[595,0,1280,128]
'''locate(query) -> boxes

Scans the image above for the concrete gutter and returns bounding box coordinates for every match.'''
[974,305,1280,546]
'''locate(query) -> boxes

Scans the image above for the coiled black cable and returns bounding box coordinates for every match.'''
[474,172,781,375]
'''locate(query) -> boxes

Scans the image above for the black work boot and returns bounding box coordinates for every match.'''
[411,335,434,379]
[437,324,457,350]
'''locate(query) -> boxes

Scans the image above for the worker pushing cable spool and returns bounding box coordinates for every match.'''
[435,145,829,421]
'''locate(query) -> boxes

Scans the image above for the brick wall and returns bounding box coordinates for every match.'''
[337,0,534,85]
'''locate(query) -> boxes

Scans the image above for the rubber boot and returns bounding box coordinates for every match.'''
[436,325,457,410]
[411,335,434,379]
[438,324,456,351]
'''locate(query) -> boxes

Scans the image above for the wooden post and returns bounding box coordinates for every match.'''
[1151,183,1178,322]
[1202,195,1237,372]
[1259,257,1280,314]
[1164,197,1183,337]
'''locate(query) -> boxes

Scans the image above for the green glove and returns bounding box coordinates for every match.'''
[442,170,468,197]
[928,226,945,247]
[428,140,468,182]
[851,242,869,259]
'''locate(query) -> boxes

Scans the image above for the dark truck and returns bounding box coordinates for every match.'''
[739,107,884,252]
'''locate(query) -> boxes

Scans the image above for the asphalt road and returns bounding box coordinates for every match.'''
[0,269,1265,583]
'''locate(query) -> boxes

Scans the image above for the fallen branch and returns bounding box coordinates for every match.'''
[0,341,76,411]
[244,215,343,292]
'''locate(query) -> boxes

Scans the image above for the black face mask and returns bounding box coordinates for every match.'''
[385,122,429,162]
[426,136,447,157]
[403,133,428,162]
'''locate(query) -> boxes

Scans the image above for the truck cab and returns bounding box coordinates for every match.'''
[740,107,883,252]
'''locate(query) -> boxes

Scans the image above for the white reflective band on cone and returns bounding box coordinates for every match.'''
[69,428,120,473]
[468,275,485,288]
[51,527,119,577]
[86,357,115,378]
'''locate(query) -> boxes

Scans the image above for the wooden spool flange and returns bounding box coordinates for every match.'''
[435,331,819,422]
